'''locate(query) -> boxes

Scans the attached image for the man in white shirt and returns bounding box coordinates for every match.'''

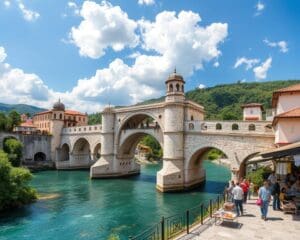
[268,172,277,185]
[232,182,244,216]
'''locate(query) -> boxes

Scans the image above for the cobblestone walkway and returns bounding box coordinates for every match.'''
[176,199,300,240]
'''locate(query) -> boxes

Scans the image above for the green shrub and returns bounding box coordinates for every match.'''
[246,167,273,187]
[3,138,23,167]
[0,150,36,212]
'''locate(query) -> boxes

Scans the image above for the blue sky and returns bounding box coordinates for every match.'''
[0,0,299,112]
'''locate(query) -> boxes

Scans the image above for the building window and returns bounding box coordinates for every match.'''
[79,117,81,121]
[232,123,239,130]
[248,124,256,131]
[188,123,194,130]
[169,84,173,92]
[181,85,184,92]
[191,115,194,121]
[54,113,56,119]
[216,123,222,130]
[59,113,62,119]
[176,83,180,91]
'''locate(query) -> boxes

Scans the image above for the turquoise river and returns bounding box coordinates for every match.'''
[0,161,230,240]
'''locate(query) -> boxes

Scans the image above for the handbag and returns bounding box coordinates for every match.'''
[256,198,262,206]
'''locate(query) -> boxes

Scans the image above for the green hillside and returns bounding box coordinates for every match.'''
[0,103,46,116]
[137,80,300,120]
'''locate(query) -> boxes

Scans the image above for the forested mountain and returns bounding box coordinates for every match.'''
[139,80,300,120]
[0,103,46,116]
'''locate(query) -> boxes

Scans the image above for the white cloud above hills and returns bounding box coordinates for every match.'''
[0,1,228,113]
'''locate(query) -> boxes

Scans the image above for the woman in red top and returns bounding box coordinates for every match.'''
[240,179,249,203]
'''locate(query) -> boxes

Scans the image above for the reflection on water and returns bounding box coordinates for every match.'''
[0,161,230,240]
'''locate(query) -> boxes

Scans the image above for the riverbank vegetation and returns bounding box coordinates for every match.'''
[3,138,23,167]
[0,110,21,132]
[140,135,162,161]
[0,150,37,212]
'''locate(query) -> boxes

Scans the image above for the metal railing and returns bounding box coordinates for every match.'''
[129,192,226,240]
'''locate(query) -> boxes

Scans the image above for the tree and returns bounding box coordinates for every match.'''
[140,135,162,159]
[0,150,36,212]
[7,110,21,131]
[88,112,102,125]
[0,112,7,131]
[3,138,23,167]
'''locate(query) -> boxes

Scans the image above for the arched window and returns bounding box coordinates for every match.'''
[169,84,173,92]
[54,113,56,119]
[59,113,62,119]
[248,124,256,131]
[232,123,239,130]
[191,115,194,121]
[181,85,184,92]
[176,83,180,91]
[201,123,207,130]
[216,123,222,130]
[189,123,194,130]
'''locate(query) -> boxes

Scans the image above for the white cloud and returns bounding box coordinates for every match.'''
[213,61,220,68]
[253,57,272,80]
[263,39,288,53]
[139,10,228,75]
[0,47,7,62]
[138,0,155,5]
[4,0,11,7]
[234,57,260,70]
[18,1,40,22]
[0,6,228,113]
[255,1,265,15]
[70,1,139,59]
[198,84,206,89]
[127,51,141,59]
[67,1,80,15]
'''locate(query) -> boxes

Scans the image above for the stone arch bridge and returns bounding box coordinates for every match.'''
[55,101,274,192]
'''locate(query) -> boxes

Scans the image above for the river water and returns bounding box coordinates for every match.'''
[0,161,230,240]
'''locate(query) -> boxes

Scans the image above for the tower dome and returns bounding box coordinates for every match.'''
[165,69,185,102]
[52,99,65,111]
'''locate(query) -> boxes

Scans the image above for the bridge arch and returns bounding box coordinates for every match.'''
[34,152,47,162]
[185,146,230,188]
[93,143,101,161]
[118,131,163,158]
[61,143,70,161]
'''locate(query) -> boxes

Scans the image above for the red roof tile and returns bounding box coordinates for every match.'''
[273,107,300,125]
[65,110,86,115]
[272,84,300,108]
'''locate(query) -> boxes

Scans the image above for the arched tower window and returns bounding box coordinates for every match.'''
[59,113,62,119]
[216,123,222,130]
[191,115,194,121]
[181,85,184,92]
[54,113,56,119]
[232,123,239,130]
[248,124,256,131]
[169,84,173,92]
[176,83,180,91]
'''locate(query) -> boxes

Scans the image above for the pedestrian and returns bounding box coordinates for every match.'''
[268,171,277,186]
[258,181,271,220]
[226,180,235,202]
[249,179,254,200]
[232,182,244,216]
[240,179,249,203]
[271,180,281,211]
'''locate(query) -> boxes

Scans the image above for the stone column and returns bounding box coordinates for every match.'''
[90,107,115,178]
[157,103,185,192]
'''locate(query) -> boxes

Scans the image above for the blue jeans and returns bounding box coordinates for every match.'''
[272,194,280,210]
[260,200,269,218]
[234,199,243,216]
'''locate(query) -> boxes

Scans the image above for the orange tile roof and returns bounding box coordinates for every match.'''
[20,120,36,128]
[65,110,86,115]
[273,107,300,125]
[272,84,300,108]
[245,116,260,120]
[34,110,52,116]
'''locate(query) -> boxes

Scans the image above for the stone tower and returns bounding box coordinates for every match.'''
[90,106,115,177]
[50,99,65,161]
[157,70,186,192]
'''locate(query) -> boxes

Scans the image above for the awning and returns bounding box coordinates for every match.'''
[246,155,274,165]
[260,141,300,159]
